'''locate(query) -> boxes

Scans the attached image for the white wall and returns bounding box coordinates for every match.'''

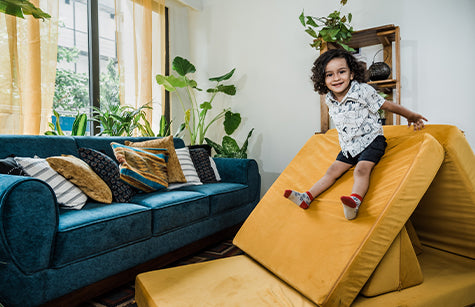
[171,0,475,195]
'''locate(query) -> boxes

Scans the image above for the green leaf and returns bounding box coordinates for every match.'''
[299,11,306,26]
[205,137,223,155]
[223,111,241,135]
[222,136,240,155]
[200,101,212,111]
[340,0,348,5]
[0,0,51,20]
[209,68,235,82]
[348,13,352,23]
[207,84,236,96]
[71,113,87,136]
[172,56,196,76]
[305,27,318,38]
[339,42,355,52]
[305,16,318,28]
[157,74,188,90]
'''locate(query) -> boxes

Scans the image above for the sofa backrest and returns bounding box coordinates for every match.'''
[0,135,186,160]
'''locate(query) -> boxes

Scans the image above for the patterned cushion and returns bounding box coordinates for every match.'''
[209,156,221,181]
[168,147,202,190]
[111,142,168,192]
[0,157,28,176]
[189,147,218,183]
[125,135,186,183]
[46,155,113,204]
[78,147,136,203]
[14,157,88,209]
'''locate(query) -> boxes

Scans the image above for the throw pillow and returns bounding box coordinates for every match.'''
[78,148,136,203]
[125,135,186,183]
[14,157,88,209]
[168,147,202,190]
[46,155,113,204]
[0,157,28,176]
[111,142,168,192]
[209,156,221,181]
[189,147,218,183]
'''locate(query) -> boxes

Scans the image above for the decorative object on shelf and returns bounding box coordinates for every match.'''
[368,49,391,81]
[299,0,354,52]
[156,56,238,145]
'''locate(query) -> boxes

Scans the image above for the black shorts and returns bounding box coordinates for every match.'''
[336,135,387,166]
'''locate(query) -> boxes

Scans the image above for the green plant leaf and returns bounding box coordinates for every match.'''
[207,84,236,95]
[209,68,235,82]
[71,113,87,136]
[222,136,240,155]
[200,101,212,111]
[205,137,223,155]
[348,13,352,23]
[156,74,187,91]
[305,16,318,28]
[305,27,318,38]
[339,42,355,52]
[172,56,196,76]
[0,0,51,20]
[223,111,241,135]
[299,11,306,26]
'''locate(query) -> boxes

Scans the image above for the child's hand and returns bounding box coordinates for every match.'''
[407,113,428,130]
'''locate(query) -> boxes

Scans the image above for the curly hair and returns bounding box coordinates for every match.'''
[311,49,367,95]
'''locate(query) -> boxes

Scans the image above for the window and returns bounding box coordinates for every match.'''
[54,0,168,135]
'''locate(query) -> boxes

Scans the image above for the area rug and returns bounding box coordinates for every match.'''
[78,239,243,307]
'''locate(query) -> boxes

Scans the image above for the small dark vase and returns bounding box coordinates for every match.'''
[188,144,212,156]
[368,62,391,81]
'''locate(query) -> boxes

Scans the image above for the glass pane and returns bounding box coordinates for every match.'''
[98,0,120,115]
[55,0,90,135]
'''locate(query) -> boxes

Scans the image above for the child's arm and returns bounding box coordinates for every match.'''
[380,101,428,130]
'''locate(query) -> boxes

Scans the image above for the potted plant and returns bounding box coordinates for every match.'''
[299,0,354,52]
[205,111,254,159]
[156,56,238,146]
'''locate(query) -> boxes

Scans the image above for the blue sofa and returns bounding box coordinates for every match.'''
[0,135,260,307]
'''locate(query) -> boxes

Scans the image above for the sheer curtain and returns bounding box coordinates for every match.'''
[0,0,59,135]
[115,0,166,132]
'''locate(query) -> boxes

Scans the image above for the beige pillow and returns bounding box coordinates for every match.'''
[125,135,186,183]
[47,155,113,204]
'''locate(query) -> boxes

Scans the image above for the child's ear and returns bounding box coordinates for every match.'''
[350,72,354,80]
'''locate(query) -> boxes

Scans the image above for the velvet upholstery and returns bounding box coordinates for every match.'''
[0,135,260,307]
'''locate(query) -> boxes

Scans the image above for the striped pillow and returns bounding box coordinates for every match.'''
[167,147,202,190]
[14,157,88,209]
[111,142,169,192]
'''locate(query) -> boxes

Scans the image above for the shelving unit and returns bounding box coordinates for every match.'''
[319,24,400,132]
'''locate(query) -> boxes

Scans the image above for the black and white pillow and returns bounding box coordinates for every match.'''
[14,157,88,209]
[0,157,28,176]
[189,147,218,183]
[167,147,202,190]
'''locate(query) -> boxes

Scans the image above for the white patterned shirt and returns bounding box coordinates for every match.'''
[325,81,385,158]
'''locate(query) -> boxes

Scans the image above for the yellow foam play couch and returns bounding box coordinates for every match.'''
[135,125,475,307]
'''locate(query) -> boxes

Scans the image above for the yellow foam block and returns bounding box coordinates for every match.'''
[361,226,423,297]
[384,125,475,259]
[353,245,475,307]
[135,255,317,307]
[234,132,444,306]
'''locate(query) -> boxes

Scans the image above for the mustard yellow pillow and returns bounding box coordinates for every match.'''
[125,135,186,183]
[46,155,113,204]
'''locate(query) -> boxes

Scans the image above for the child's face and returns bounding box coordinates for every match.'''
[325,57,354,101]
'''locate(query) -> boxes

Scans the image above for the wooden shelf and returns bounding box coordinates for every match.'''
[368,79,397,88]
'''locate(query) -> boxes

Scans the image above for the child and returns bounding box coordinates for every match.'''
[284,49,427,220]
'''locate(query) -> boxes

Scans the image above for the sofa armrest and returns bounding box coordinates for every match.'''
[213,158,261,202]
[0,174,58,274]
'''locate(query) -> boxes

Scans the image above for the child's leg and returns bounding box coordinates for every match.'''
[341,160,376,219]
[285,161,352,209]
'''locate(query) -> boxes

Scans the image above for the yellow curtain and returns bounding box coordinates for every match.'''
[0,0,59,135]
[115,0,166,132]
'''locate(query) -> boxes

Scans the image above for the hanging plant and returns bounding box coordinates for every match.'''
[299,0,354,52]
[0,0,51,20]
